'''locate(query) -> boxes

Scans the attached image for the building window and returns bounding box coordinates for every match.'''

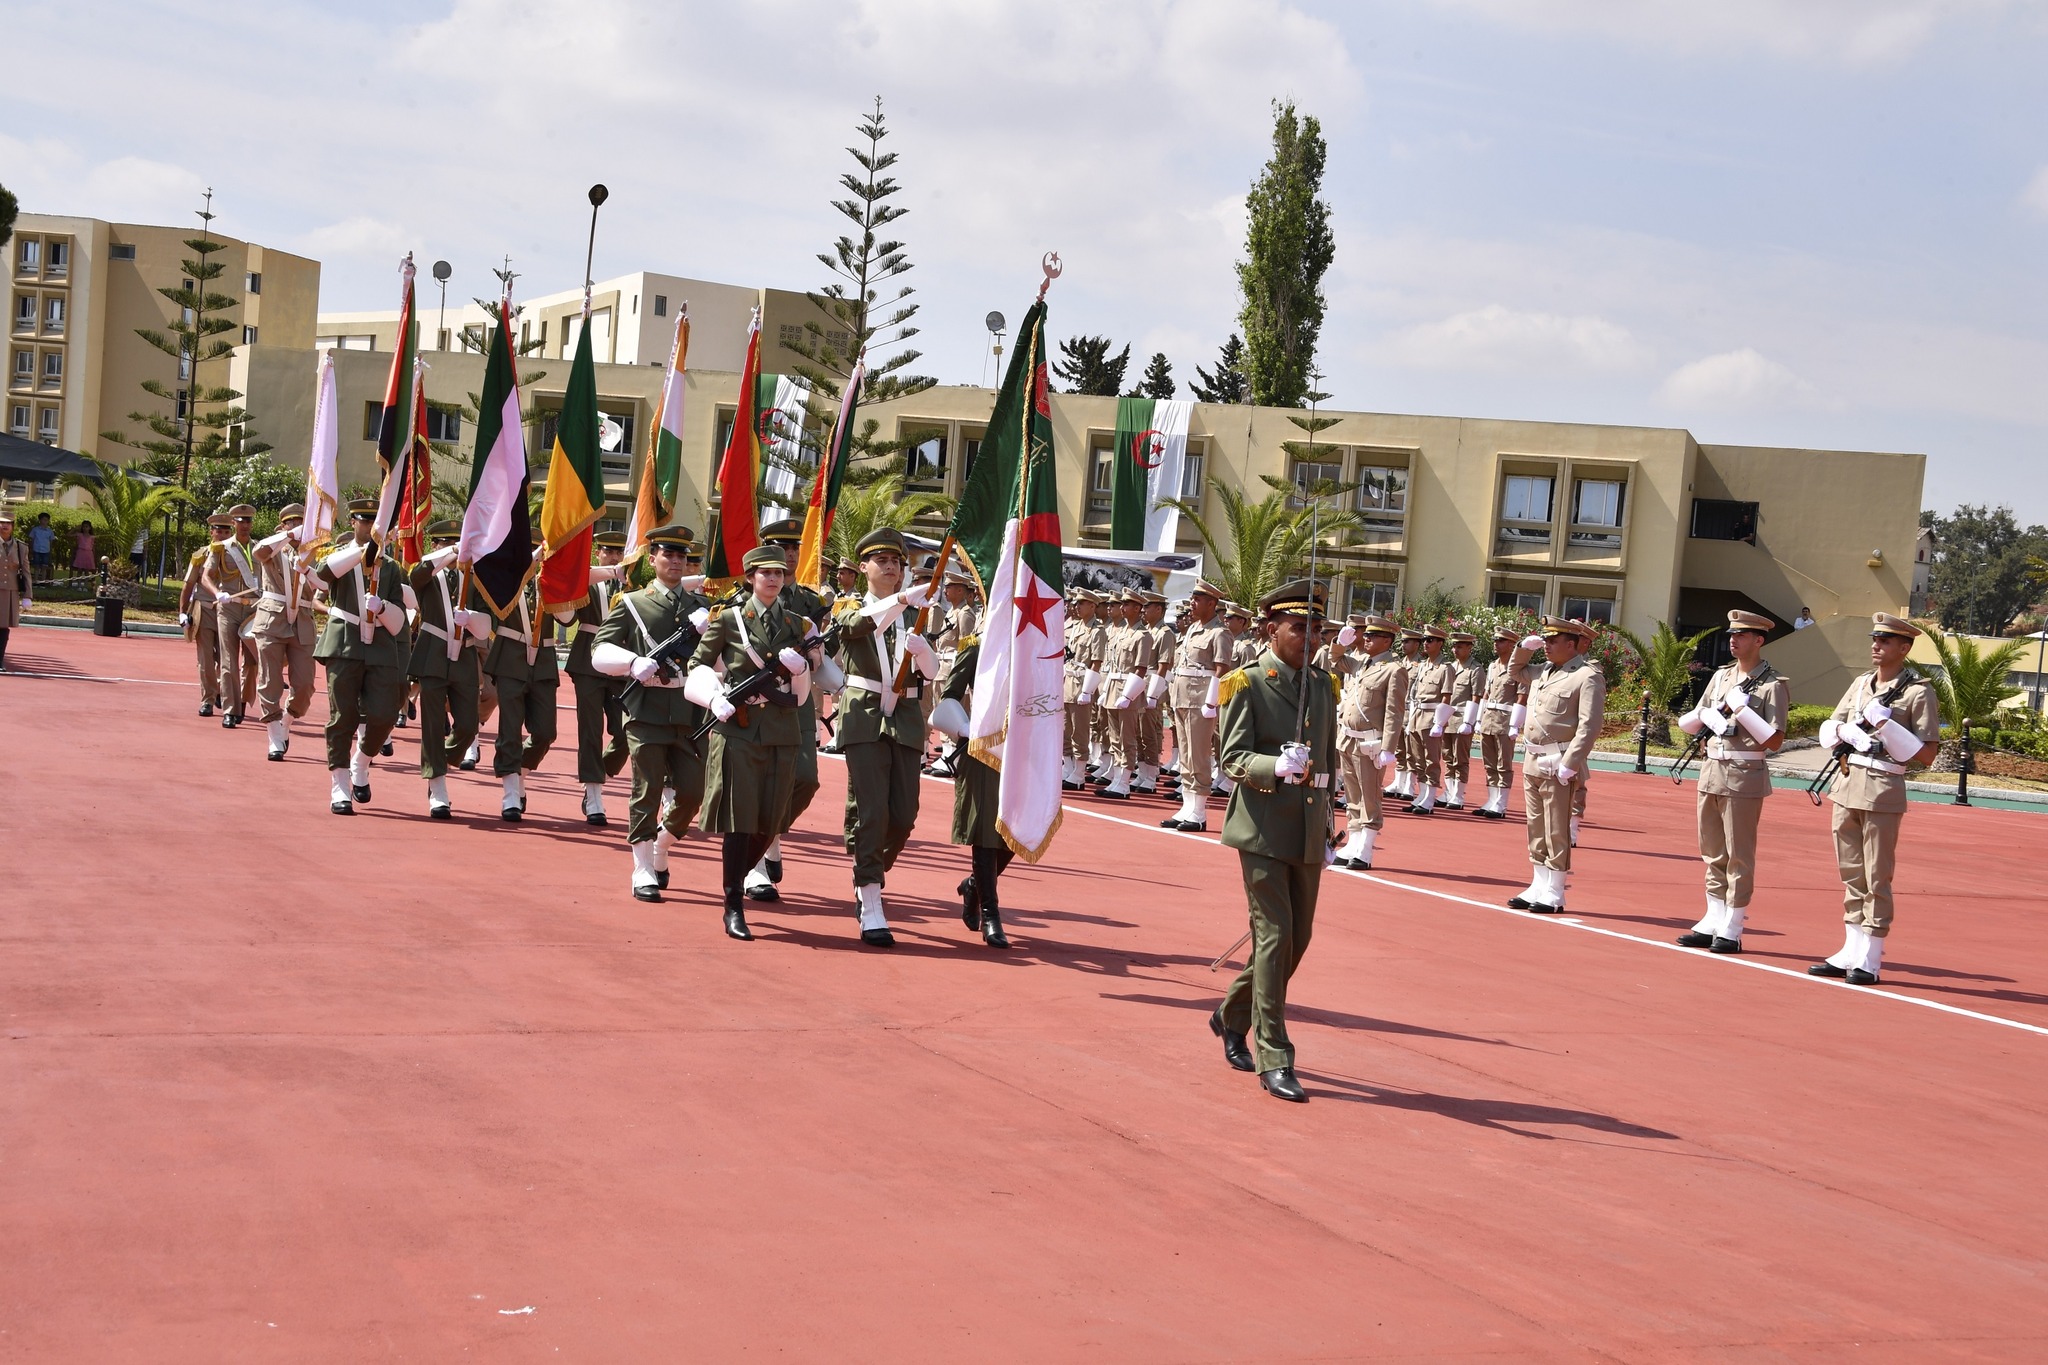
[424,406,462,443]
[38,407,58,438]
[47,241,69,276]
[1086,441,1114,522]
[961,436,982,481]
[1290,459,1343,508]
[714,408,736,461]
[1690,498,1758,544]
[438,328,451,352]
[1502,474,1553,523]
[653,295,667,317]
[1355,464,1407,535]
[176,389,190,419]
[9,404,27,434]
[246,271,262,295]
[1492,590,1544,612]
[13,295,32,331]
[181,305,195,325]
[42,352,63,384]
[178,347,192,381]
[460,325,483,353]
[1560,595,1615,625]
[363,401,382,441]
[14,350,33,382]
[110,243,137,262]
[903,429,947,490]
[1179,448,1205,501]
[1355,581,1397,613]
[598,410,635,456]
[45,297,64,332]
[17,240,39,272]
[1569,477,1624,549]
[242,325,259,346]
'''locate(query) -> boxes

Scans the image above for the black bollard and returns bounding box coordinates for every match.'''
[1634,688,1651,774]
[1954,725,1973,807]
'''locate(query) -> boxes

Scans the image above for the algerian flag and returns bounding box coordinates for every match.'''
[459,301,534,618]
[757,371,812,518]
[951,298,1065,862]
[1109,395,1192,552]
[629,309,690,562]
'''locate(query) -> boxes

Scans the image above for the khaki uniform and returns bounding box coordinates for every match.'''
[1512,652,1605,872]
[1062,614,1104,766]
[1477,658,1522,791]
[693,594,808,834]
[563,576,630,784]
[1139,621,1177,773]
[313,545,410,770]
[1337,648,1406,833]
[208,538,263,717]
[185,548,224,708]
[482,582,559,778]
[1406,655,1456,788]
[1444,657,1486,793]
[1826,668,1940,937]
[1167,616,1231,802]
[249,539,317,724]
[596,579,714,843]
[1099,618,1155,775]
[1397,652,1427,778]
[832,593,932,881]
[405,563,483,781]
[1217,651,1340,1074]
[1696,662,1791,911]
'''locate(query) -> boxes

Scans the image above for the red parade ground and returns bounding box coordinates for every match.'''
[3,624,2046,1363]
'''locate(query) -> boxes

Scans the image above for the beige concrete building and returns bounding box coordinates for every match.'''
[7,210,318,481]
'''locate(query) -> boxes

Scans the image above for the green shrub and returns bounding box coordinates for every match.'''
[1786,704,1834,739]
[1967,726,2048,759]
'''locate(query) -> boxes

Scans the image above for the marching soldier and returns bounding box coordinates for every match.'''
[591,526,715,906]
[180,515,232,717]
[1095,589,1155,799]
[1807,614,1941,985]
[1675,610,1789,954]
[1471,627,1522,819]
[1404,624,1454,814]
[927,573,980,777]
[248,503,320,760]
[201,503,263,727]
[929,636,1015,948]
[687,543,815,941]
[1504,618,1605,914]
[1062,589,1105,790]
[482,536,558,821]
[829,529,938,946]
[1162,580,1231,832]
[744,518,835,901]
[1209,579,1339,1104]
[1441,631,1485,810]
[1389,628,1426,801]
[405,522,491,817]
[313,499,410,814]
[1332,613,1404,868]
[1135,590,1175,794]
[559,531,632,825]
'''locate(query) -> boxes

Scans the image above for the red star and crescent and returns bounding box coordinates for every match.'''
[1014,574,1059,639]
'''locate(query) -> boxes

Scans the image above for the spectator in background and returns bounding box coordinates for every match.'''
[28,512,54,585]
[71,521,97,577]
[0,512,30,671]
[130,524,149,573]
[1793,606,1815,630]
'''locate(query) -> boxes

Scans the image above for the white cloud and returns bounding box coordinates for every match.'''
[2024,166,2048,220]
[1656,348,1818,412]
[1391,304,1651,374]
[295,216,413,263]
[1426,0,2011,64]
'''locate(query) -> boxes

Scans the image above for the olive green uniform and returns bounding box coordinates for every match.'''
[314,545,411,770]
[596,579,714,842]
[778,580,832,829]
[831,592,933,884]
[563,575,630,784]
[482,582,559,778]
[693,595,808,834]
[405,562,483,780]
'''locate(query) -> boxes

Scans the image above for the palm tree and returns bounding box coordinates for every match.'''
[1924,625,2027,769]
[57,458,192,599]
[1158,482,1362,613]
[1611,621,1713,745]
[823,472,952,570]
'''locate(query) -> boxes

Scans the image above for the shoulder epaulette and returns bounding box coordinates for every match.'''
[1218,668,1249,706]
[833,596,861,620]
[1329,672,1343,699]
[958,633,978,649]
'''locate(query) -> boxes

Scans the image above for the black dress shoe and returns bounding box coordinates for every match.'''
[1527,902,1563,915]
[353,784,371,804]
[981,905,1010,949]
[405,700,417,720]
[586,811,607,826]
[1675,931,1715,948]
[1062,780,1082,791]
[457,753,479,771]
[1710,937,1742,955]
[633,883,662,903]
[1808,962,1847,978]
[1845,968,1879,985]
[395,713,408,729]
[500,806,522,823]
[1409,803,1433,816]
[267,749,285,763]
[221,713,236,729]
[429,805,452,821]
[1259,1067,1308,1102]
[656,870,670,890]
[860,927,896,948]
[1158,815,1187,829]
[745,882,780,903]
[1441,801,1465,811]
[330,799,354,815]
[1099,790,1130,801]
[724,904,754,940]
[766,858,783,885]
[199,702,214,717]
[958,876,981,931]
[1506,894,1534,909]
[1210,1010,1255,1072]
[381,741,394,756]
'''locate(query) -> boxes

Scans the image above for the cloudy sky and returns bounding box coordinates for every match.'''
[6,0,2045,518]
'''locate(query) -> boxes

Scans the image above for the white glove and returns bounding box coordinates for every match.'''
[1877,718,1923,763]
[1699,707,1731,737]
[590,641,635,677]
[1337,625,1357,648]
[1519,633,1544,651]
[377,598,405,632]
[1676,707,1706,736]
[1201,704,1217,720]
[365,594,383,616]
[903,632,936,678]
[1078,668,1102,705]
[1726,688,1752,713]
[813,653,846,692]
[1203,675,1220,709]
[929,697,970,739]
[401,583,420,613]
[1840,720,1874,753]
[1533,753,1559,779]
[1462,701,1480,732]
[1275,742,1310,783]
[710,694,737,722]
[1559,766,1578,783]
[679,574,706,591]
[589,563,623,583]
[901,581,932,609]
[1862,699,1892,726]
[1508,702,1526,736]
[323,541,367,576]
[464,611,492,643]
[1431,702,1452,735]
[629,655,662,684]
[256,530,293,552]
[1114,673,1145,709]
[683,664,725,709]
[778,647,809,677]
[1376,748,1399,769]
[1145,673,1169,706]
[1818,718,1841,749]
[688,607,710,633]
[178,612,191,628]
[422,544,459,570]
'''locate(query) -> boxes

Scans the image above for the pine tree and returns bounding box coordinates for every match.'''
[1266,371,1354,507]
[1237,102,1335,408]
[1132,352,1175,399]
[1189,334,1249,404]
[1050,335,1130,396]
[0,183,18,251]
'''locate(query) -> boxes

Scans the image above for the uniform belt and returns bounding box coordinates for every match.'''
[421,622,451,642]
[327,604,361,626]
[1481,700,1514,712]
[845,675,920,700]
[1706,739,1763,764]
[259,590,288,604]
[1342,727,1381,743]
[1849,754,1906,776]
[1175,667,1212,678]
[1523,741,1566,757]
[497,627,531,644]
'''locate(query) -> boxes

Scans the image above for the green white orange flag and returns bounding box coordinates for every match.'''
[950,298,1065,861]
[459,300,534,618]
[706,310,763,581]
[538,309,606,613]
[628,308,689,562]
[795,357,863,588]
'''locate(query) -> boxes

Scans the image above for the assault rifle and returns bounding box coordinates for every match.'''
[1805,670,1916,807]
[690,617,847,741]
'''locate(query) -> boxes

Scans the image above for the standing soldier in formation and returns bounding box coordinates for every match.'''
[1404,624,1454,815]
[1209,579,1339,1104]
[201,503,263,728]
[829,529,937,946]
[1095,589,1155,799]
[314,499,410,815]
[1471,627,1523,819]
[1675,610,1789,954]
[562,531,631,826]
[1135,591,1175,794]
[1440,631,1485,811]
[180,515,232,717]
[1061,589,1104,790]
[1162,581,1231,832]
[1332,614,1404,868]
[482,539,558,822]
[1807,614,1941,985]
[591,526,714,905]
[405,522,490,818]
[745,519,834,902]
[1504,618,1605,914]
[1389,628,1426,801]
[688,543,814,941]
[930,636,1015,948]
[248,503,319,761]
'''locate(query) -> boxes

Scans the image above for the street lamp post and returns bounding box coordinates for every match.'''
[432,260,451,350]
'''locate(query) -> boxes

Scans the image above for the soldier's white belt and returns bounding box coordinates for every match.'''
[1706,739,1763,765]
[1175,667,1212,678]
[845,675,921,700]
[1481,700,1514,712]
[327,604,361,626]
[260,590,288,604]
[1342,726,1382,743]
[1849,754,1907,776]
[1522,740,1566,757]
[497,627,531,644]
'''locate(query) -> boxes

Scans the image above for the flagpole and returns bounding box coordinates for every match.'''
[582,184,608,321]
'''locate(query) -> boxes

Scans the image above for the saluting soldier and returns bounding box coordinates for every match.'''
[827,529,937,945]
[1061,589,1104,790]
[1095,589,1156,799]
[1504,618,1605,914]
[1209,579,1340,1104]
[591,525,715,905]
[180,515,232,717]
[1134,591,1175,794]
[406,521,491,818]
[1807,613,1941,985]
[1441,631,1485,810]
[929,635,1016,948]
[201,503,263,728]
[1162,580,1232,832]
[560,530,632,826]
[313,498,410,814]
[1471,627,1522,819]
[744,518,835,902]
[687,543,814,941]
[1333,613,1404,868]
[1404,624,1455,814]
[1674,610,1789,954]
[247,503,320,761]
[481,535,558,822]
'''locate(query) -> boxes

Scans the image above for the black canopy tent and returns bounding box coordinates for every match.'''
[0,430,102,484]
